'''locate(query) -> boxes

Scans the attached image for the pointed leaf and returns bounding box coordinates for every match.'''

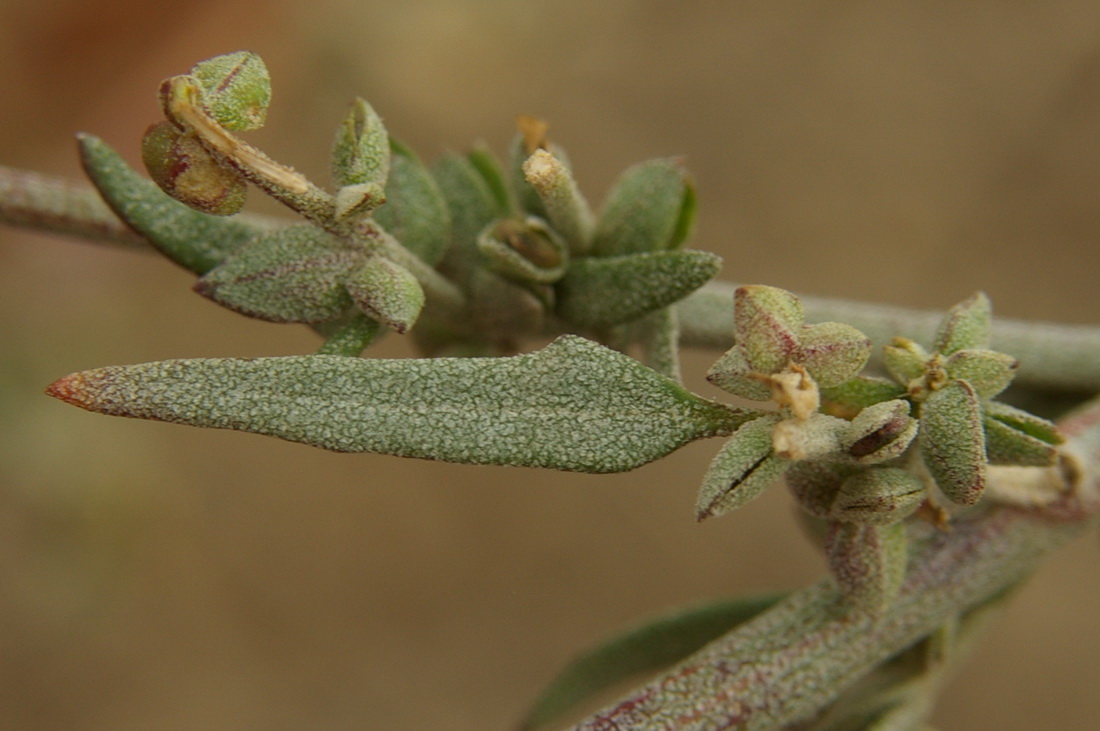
[46,336,752,473]
[984,400,1063,445]
[195,224,358,322]
[556,250,721,328]
[933,292,991,355]
[591,158,693,256]
[920,379,987,505]
[945,348,1018,399]
[467,143,515,214]
[372,139,451,265]
[331,98,390,189]
[696,414,789,519]
[820,376,907,417]
[343,256,424,333]
[520,594,786,730]
[705,345,773,401]
[79,134,264,274]
[432,153,503,284]
[984,415,1059,467]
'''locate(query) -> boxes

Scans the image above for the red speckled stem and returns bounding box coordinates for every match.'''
[571,396,1100,730]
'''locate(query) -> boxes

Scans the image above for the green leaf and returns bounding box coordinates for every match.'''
[933,292,992,355]
[476,217,568,285]
[188,51,271,132]
[432,153,503,284]
[331,98,390,189]
[820,376,908,416]
[556,250,721,328]
[842,399,918,465]
[831,468,926,525]
[45,335,752,473]
[141,122,248,215]
[195,224,358,322]
[920,379,987,505]
[798,321,872,388]
[79,134,264,274]
[695,414,788,519]
[591,158,693,256]
[467,143,515,215]
[344,256,424,334]
[520,594,786,730]
[945,348,1018,399]
[372,139,451,266]
[984,400,1063,445]
[733,285,804,374]
[983,415,1059,467]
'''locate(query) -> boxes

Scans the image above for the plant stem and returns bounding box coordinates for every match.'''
[679,282,1100,392]
[0,165,146,248]
[570,394,1100,730]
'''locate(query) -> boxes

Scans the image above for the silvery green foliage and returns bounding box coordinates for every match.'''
[47,336,755,473]
[25,50,1093,730]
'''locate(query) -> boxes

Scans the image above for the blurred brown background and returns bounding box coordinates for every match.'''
[2,2,1099,729]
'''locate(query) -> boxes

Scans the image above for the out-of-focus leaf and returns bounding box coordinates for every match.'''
[79,133,263,274]
[46,336,753,473]
[520,594,786,730]
[373,139,451,266]
[591,158,693,256]
[933,292,991,355]
[556,250,721,328]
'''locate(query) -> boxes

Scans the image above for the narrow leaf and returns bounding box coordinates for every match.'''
[984,400,1063,445]
[984,416,1059,467]
[46,336,751,473]
[373,139,451,265]
[591,158,693,256]
[556,250,721,328]
[79,134,263,274]
[820,377,908,416]
[521,594,786,730]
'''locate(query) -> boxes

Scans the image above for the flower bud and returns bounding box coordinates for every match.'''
[477,217,568,284]
[933,291,992,355]
[344,255,424,333]
[882,337,928,385]
[842,399,918,464]
[141,121,247,215]
[797,321,872,388]
[831,468,925,525]
[331,97,390,189]
[189,51,271,131]
[733,285,804,374]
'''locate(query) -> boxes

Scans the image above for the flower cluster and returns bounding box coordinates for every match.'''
[699,286,1064,611]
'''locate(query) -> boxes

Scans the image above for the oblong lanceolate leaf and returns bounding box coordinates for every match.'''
[556,250,721,328]
[45,336,753,473]
[80,134,265,274]
[520,593,786,730]
[372,139,451,266]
